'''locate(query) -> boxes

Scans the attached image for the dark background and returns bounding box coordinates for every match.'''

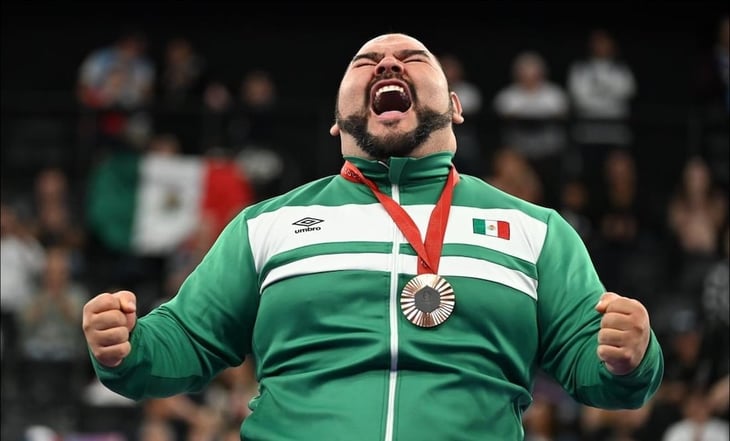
[1,0,728,192]
[2,1,727,103]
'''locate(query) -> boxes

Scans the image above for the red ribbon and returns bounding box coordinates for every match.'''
[341,160,459,275]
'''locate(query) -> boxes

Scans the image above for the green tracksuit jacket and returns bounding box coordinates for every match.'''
[91,152,663,441]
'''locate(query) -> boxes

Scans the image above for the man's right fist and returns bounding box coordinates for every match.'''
[82,290,137,367]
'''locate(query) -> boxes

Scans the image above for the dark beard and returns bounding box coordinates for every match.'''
[336,105,453,160]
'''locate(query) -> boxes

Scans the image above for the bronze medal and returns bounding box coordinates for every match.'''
[400,273,455,328]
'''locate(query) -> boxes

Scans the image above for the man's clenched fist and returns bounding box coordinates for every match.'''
[82,290,137,368]
[595,292,651,376]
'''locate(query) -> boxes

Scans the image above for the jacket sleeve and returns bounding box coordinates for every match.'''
[535,209,663,409]
[89,212,260,400]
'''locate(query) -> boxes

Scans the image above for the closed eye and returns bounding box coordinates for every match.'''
[353,61,377,68]
[404,57,429,63]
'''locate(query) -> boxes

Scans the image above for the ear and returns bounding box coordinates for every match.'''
[330,123,340,136]
[450,91,464,125]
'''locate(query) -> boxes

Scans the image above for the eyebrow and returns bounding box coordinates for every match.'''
[351,49,430,64]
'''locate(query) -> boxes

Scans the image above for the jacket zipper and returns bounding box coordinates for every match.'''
[384,182,400,441]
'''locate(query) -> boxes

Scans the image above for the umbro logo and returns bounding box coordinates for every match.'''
[293,217,324,234]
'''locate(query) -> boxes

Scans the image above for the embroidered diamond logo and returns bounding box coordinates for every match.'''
[292,217,324,227]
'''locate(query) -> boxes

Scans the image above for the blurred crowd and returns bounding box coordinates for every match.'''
[1,15,729,441]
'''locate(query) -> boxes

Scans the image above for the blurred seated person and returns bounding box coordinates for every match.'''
[18,246,88,362]
[77,29,155,111]
[667,156,728,293]
[568,29,637,183]
[484,147,544,205]
[493,51,569,207]
[157,36,208,110]
[76,29,155,152]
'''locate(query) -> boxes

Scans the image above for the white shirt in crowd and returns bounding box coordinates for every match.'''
[0,235,45,314]
[568,58,636,119]
[493,82,568,119]
[662,419,730,441]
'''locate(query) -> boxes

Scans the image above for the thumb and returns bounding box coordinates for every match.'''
[114,290,137,331]
[595,292,620,314]
[115,290,137,313]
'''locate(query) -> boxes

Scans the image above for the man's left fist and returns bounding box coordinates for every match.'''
[595,292,651,376]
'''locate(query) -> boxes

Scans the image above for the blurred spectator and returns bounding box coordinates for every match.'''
[661,387,729,441]
[199,79,234,152]
[228,69,279,150]
[30,167,83,245]
[569,29,637,122]
[707,374,730,419]
[667,156,728,294]
[76,29,155,155]
[558,178,593,244]
[16,245,89,429]
[485,147,544,205]
[493,51,569,207]
[23,425,61,441]
[28,167,86,277]
[701,222,729,338]
[18,246,88,362]
[155,36,209,154]
[157,36,208,110]
[77,30,155,111]
[138,419,176,441]
[227,69,292,201]
[644,298,730,441]
[580,404,653,441]
[139,362,257,441]
[700,222,730,418]
[0,200,46,366]
[438,53,484,176]
[590,149,662,302]
[568,29,637,191]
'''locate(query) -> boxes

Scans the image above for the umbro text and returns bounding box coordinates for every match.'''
[294,226,322,234]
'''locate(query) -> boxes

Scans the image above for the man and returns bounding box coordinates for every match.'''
[82,33,664,441]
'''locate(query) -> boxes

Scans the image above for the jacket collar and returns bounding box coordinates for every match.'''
[342,152,455,186]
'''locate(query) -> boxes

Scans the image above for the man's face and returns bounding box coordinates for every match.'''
[333,34,455,159]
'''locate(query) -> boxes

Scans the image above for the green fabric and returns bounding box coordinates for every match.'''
[85,151,141,253]
[91,152,663,441]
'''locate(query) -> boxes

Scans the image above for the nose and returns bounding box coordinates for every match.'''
[375,57,403,76]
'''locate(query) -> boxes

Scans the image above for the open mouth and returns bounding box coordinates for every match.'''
[371,81,412,115]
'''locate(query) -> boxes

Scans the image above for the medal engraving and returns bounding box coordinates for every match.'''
[414,287,440,313]
[400,274,455,327]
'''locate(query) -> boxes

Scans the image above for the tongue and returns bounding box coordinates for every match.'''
[373,90,411,114]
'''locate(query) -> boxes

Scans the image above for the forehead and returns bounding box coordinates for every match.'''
[355,33,432,57]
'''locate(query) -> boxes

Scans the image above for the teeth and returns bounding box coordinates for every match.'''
[375,85,405,97]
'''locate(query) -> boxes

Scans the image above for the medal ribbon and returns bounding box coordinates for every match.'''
[341,160,459,275]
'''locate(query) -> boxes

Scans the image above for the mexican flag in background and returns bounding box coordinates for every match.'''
[87,151,254,256]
